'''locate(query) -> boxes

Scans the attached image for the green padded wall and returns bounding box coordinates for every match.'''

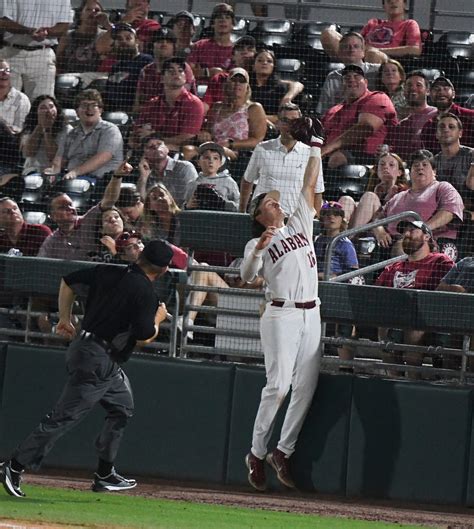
[0,343,7,409]
[226,366,353,494]
[346,377,473,505]
[0,345,103,465]
[0,346,234,483]
[463,394,474,506]
[119,357,234,482]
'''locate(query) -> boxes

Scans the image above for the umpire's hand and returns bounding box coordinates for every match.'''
[155,303,167,326]
[56,319,77,340]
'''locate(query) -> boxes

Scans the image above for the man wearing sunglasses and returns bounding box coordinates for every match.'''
[240,103,325,216]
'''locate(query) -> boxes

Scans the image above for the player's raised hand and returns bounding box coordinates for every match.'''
[56,319,77,340]
[256,226,278,250]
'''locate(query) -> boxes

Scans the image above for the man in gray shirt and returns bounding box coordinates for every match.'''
[49,89,124,182]
[434,112,474,208]
[136,134,198,207]
[317,32,379,116]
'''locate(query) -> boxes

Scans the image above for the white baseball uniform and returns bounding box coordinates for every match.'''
[241,192,322,459]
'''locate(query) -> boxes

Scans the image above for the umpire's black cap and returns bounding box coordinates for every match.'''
[142,240,174,267]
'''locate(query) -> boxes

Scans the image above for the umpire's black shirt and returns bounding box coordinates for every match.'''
[64,263,159,343]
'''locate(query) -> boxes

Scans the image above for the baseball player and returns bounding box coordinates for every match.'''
[241,116,324,491]
[0,240,173,498]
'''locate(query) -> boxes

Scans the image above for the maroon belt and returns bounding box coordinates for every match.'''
[271,300,317,309]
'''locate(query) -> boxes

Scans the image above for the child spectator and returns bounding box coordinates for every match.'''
[315,201,359,279]
[186,142,240,211]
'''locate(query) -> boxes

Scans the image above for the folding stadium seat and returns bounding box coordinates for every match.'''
[455,67,474,105]
[21,174,46,209]
[297,22,339,52]
[324,164,369,202]
[62,109,78,125]
[55,73,82,108]
[251,20,294,47]
[23,210,47,225]
[439,31,474,60]
[231,18,248,43]
[102,110,131,143]
[60,178,93,214]
[418,67,445,83]
[275,58,304,82]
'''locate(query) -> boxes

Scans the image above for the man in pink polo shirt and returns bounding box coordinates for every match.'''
[188,3,235,81]
[132,57,204,152]
[386,70,437,159]
[322,64,397,168]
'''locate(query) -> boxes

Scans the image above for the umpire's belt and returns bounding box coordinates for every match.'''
[80,330,110,350]
[271,300,317,309]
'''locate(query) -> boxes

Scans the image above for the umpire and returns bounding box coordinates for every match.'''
[0,239,174,498]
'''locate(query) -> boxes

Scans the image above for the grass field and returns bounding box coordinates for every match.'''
[0,485,435,529]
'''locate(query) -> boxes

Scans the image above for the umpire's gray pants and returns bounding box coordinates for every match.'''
[13,334,134,470]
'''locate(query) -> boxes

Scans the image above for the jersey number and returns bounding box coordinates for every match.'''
[307,250,316,268]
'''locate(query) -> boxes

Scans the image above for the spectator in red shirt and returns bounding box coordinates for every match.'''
[386,70,437,160]
[322,0,422,64]
[322,64,397,168]
[169,11,196,59]
[188,3,235,81]
[376,219,454,378]
[421,76,474,154]
[0,197,52,256]
[131,57,204,153]
[96,0,160,59]
[202,35,257,113]
[133,28,196,115]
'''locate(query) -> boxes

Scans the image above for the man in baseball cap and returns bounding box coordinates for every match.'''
[421,75,474,152]
[141,239,174,267]
[397,219,433,240]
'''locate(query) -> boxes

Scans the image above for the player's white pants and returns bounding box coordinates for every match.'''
[251,303,321,459]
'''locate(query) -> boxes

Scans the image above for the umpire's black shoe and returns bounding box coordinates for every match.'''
[1,461,26,498]
[92,467,137,492]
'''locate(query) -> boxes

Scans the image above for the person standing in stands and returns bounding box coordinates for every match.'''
[0,0,73,100]
[105,23,153,113]
[188,3,235,81]
[0,239,173,497]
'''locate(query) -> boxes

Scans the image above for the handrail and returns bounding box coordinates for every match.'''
[323,210,422,281]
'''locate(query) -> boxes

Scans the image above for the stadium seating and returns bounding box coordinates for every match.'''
[250,20,294,47]
[323,165,370,202]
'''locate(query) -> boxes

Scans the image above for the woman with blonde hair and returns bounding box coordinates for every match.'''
[184,68,267,163]
[377,59,408,118]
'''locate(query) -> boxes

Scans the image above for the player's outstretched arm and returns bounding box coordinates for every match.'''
[290,117,325,207]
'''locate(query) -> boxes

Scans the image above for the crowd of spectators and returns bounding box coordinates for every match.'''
[0,0,472,372]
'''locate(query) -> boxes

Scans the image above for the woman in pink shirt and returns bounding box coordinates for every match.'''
[322,0,422,64]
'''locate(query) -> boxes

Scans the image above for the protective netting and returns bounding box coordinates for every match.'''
[0,0,472,375]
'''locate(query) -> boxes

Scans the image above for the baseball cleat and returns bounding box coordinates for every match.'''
[266,448,296,489]
[245,452,266,492]
[1,461,26,498]
[92,467,137,492]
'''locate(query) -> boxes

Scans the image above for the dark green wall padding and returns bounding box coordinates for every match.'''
[1,344,474,506]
